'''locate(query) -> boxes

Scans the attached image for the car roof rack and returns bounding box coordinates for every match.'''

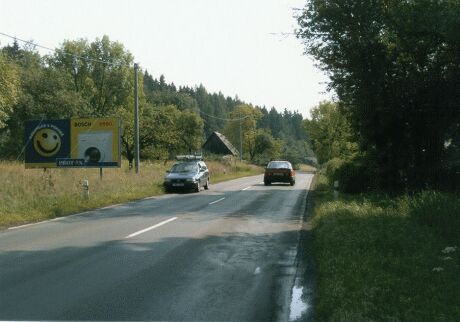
[176,154,203,161]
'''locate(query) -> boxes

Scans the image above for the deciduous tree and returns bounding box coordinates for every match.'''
[297,0,460,190]
[304,101,357,164]
[0,54,19,128]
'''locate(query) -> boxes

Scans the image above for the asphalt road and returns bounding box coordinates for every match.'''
[0,173,313,321]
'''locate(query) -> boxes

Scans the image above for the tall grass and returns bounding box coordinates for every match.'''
[0,160,262,228]
[403,190,460,244]
[309,174,460,321]
[298,163,317,172]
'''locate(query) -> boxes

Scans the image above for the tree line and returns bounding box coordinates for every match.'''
[298,0,460,192]
[0,36,313,167]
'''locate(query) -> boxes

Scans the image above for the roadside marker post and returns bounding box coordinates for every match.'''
[82,180,89,199]
[334,180,339,199]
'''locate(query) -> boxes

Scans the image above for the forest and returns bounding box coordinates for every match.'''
[0,36,313,167]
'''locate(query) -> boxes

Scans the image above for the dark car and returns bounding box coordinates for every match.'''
[164,157,210,192]
[264,160,295,186]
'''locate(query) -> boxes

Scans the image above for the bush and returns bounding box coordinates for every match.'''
[324,157,346,180]
[252,152,272,167]
[324,154,379,193]
[404,190,460,244]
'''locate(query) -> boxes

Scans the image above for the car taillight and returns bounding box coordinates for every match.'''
[290,170,294,177]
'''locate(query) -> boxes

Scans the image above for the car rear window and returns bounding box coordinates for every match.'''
[267,161,292,169]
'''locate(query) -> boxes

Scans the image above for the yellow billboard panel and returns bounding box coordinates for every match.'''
[70,117,121,168]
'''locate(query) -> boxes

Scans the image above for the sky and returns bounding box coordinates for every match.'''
[0,0,332,117]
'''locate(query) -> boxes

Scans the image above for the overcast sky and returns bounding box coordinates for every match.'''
[0,0,332,117]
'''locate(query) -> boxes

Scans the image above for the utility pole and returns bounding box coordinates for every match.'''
[239,114,243,162]
[134,63,140,174]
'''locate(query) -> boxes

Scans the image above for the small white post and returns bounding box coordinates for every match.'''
[82,179,90,199]
[333,180,339,199]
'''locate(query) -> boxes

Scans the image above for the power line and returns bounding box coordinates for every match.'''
[0,32,250,120]
[198,109,249,121]
[1,32,135,167]
[0,31,128,67]
[2,31,249,158]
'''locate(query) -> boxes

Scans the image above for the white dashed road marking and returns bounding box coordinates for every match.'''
[125,217,178,239]
[209,197,225,205]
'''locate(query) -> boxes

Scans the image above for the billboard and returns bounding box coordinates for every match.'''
[25,117,121,168]
[24,119,71,168]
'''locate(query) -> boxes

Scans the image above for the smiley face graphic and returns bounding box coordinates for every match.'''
[33,128,62,157]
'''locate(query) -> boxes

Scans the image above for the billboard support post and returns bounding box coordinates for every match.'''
[134,63,140,174]
[100,168,103,180]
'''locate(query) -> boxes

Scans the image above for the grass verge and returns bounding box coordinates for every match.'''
[0,160,262,228]
[298,163,317,173]
[309,173,460,321]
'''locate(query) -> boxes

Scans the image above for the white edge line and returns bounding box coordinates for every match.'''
[209,197,225,205]
[7,205,117,230]
[125,217,178,239]
[100,203,123,210]
[8,216,65,230]
[8,222,44,230]
[242,186,251,191]
[8,198,138,231]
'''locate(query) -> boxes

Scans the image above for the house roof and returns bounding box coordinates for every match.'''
[203,131,239,156]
